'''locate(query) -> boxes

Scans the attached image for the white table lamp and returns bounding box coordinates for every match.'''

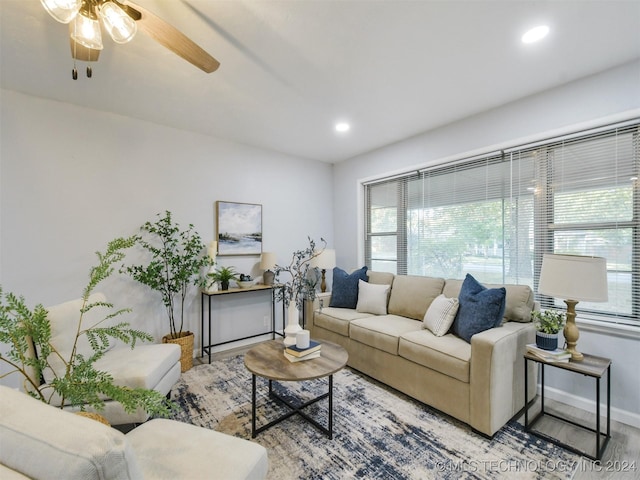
[260,252,276,285]
[311,249,336,293]
[537,254,608,361]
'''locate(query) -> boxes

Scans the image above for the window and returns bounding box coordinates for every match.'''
[364,121,639,327]
[365,179,404,273]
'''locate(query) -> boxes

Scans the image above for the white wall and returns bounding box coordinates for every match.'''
[0,90,333,386]
[332,60,640,427]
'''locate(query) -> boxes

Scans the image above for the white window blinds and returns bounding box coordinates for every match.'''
[364,120,639,326]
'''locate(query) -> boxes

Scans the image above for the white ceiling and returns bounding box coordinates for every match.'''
[1,1,639,163]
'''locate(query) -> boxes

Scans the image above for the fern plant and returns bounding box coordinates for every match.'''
[0,237,173,417]
[124,211,210,338]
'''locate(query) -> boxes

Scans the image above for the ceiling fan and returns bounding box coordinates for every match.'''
[40,0,220,79]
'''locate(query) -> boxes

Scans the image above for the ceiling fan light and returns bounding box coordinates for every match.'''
[71,11,103,50]
[40,0,82,24]
[99,1,137,44]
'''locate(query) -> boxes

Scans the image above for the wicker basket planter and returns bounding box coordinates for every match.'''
[163,331,194,372]
[75,411,110,426]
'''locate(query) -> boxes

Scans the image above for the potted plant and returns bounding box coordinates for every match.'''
[207,265,238,291]
[124,211,210,372]
[0,237,173,419]
[532,309,566,350]
[274,237,326,346]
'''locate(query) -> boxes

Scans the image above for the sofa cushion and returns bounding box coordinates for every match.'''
[127,419,268,480]
[399,330,471,383]
[367,271,395,286]
[423,294,459,337]
[388,275,445,320]
[43,343,181,409]
[350,315,423,355]
[452,274,506,343]
[443,279,534,323]
[356,279,390,315]
[314,307,374,336]
[0,386,143,480]
[94,343,181,390]
[329,266,368,308]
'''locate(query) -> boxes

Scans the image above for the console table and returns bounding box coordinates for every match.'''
[201,285,284,364]
[524,351,611,460]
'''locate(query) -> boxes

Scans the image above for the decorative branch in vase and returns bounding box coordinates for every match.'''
[273,237,326,346]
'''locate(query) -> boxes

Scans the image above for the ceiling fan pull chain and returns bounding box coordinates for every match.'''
[72,19,78,80]
[86,66,92,78]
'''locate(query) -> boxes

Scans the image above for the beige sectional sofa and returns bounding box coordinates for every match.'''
[309,271,537,437]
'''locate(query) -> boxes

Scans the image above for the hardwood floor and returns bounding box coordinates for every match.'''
[198,351,640,479]
[517,398,640,480]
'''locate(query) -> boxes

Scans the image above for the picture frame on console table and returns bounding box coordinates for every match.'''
[216,201,263,255]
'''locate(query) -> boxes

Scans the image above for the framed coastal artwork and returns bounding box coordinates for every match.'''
[216,201,263,255]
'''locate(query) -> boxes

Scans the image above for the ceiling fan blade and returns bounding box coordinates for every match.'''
[124,1,220,73]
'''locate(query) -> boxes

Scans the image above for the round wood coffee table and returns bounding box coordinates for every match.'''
[244,339,348,439]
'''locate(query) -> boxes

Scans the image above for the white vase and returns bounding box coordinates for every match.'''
[283,302,302,347]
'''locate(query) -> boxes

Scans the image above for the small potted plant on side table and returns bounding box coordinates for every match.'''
[532,309,566,350]
[208,266,238,291]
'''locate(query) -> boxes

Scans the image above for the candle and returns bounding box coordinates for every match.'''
[208,241,217,260]
[296,330,310,349]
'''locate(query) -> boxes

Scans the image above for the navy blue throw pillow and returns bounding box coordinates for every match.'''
[452,274,506,343]
[329,266,368,309]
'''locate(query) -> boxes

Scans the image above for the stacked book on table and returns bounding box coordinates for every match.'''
[526,344,571,363]
[284,341,322,363]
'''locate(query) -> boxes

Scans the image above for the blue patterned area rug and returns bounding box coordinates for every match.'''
[170,355,579,480]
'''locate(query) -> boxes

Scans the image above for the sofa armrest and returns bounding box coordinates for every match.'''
[0,386,142,479]
[469,322,536,436]
[307,293,332,330]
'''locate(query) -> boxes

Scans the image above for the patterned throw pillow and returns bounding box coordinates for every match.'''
[423,294,459,336]
[452,274,506,343]
[330,266,368,309]
[356,279,390,315]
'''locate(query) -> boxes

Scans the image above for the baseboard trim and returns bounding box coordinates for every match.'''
[538,384,640,430]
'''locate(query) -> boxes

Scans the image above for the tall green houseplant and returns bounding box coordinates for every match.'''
[0,237,173,418]
[124,211,209,370]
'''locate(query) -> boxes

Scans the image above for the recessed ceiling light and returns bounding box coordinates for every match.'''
[335,122,350,133]
[522,25,549,44]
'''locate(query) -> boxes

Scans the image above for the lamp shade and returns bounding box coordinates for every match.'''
[311,249,336,270]
[260,252,276,271]
[41,0,82,24]
[538,254,608,302]
[99,1,137,44]
[71,10,103,50]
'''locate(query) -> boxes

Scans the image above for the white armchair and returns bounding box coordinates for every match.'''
[29,292,181,425]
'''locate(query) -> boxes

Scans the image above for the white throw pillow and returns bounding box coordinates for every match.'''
[423,294,459,336]
[356,280,390,315]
